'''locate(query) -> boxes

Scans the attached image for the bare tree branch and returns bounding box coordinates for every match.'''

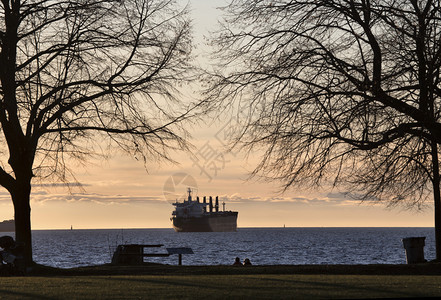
[206,0,441,259]
[0,0,200,266]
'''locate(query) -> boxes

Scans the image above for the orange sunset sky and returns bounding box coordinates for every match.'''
[0,0,435,229]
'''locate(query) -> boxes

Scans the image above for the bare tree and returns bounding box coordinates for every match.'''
[207,0,441,260]
[0,0,199,267]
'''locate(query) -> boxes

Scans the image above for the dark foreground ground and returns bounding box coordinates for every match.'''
[27,261,441,277]
[1,262,440,299]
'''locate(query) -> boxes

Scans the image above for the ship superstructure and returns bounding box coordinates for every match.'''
[171,188,238,232]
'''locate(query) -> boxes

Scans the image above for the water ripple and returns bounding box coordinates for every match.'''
[23,227,436,268]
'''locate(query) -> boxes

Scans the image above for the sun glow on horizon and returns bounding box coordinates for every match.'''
[0,0,436,230]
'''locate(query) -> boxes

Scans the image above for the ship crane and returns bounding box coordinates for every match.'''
[187,187,192,202]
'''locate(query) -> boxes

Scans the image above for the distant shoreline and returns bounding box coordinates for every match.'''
[0,219,15,232]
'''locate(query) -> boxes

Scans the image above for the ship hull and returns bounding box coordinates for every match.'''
[172,212,238,232]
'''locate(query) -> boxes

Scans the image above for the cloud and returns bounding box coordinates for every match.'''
[0,185,374,208]
[30,192,164,205]
[32,183,89,188]
[0,193,11,203]
[326,191,379,203]
[218,193,362,206]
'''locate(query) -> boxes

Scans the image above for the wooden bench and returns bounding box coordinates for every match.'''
[111,244,193,265]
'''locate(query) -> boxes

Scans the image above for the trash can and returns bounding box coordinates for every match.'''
[402,237,426,264]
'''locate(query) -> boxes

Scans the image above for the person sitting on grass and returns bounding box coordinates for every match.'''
[233,257,242,266]
[243,258,252,266]
[0,236,16,265]
[0,236,24,275]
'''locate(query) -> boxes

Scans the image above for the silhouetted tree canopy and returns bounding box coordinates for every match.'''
[207,0,441,259]
[0,0,198,267]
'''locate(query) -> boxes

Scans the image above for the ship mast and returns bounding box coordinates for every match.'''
[187,187,192,202]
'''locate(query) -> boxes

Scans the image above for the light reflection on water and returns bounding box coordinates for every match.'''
[8,227,436,268]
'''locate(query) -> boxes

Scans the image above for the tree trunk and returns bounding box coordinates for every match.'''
[12,182,33,268]
[431,140,441,261]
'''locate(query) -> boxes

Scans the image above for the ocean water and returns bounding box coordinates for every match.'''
[4,227,436,268]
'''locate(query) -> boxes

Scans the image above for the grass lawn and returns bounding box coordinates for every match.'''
[1,273,441,299]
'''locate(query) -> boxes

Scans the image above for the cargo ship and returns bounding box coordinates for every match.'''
[0,219,15,232]
[171,188,238,232]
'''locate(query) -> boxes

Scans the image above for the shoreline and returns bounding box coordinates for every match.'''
[27,261,441,277]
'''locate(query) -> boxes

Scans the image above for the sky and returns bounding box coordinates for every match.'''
[0,0,435,229]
